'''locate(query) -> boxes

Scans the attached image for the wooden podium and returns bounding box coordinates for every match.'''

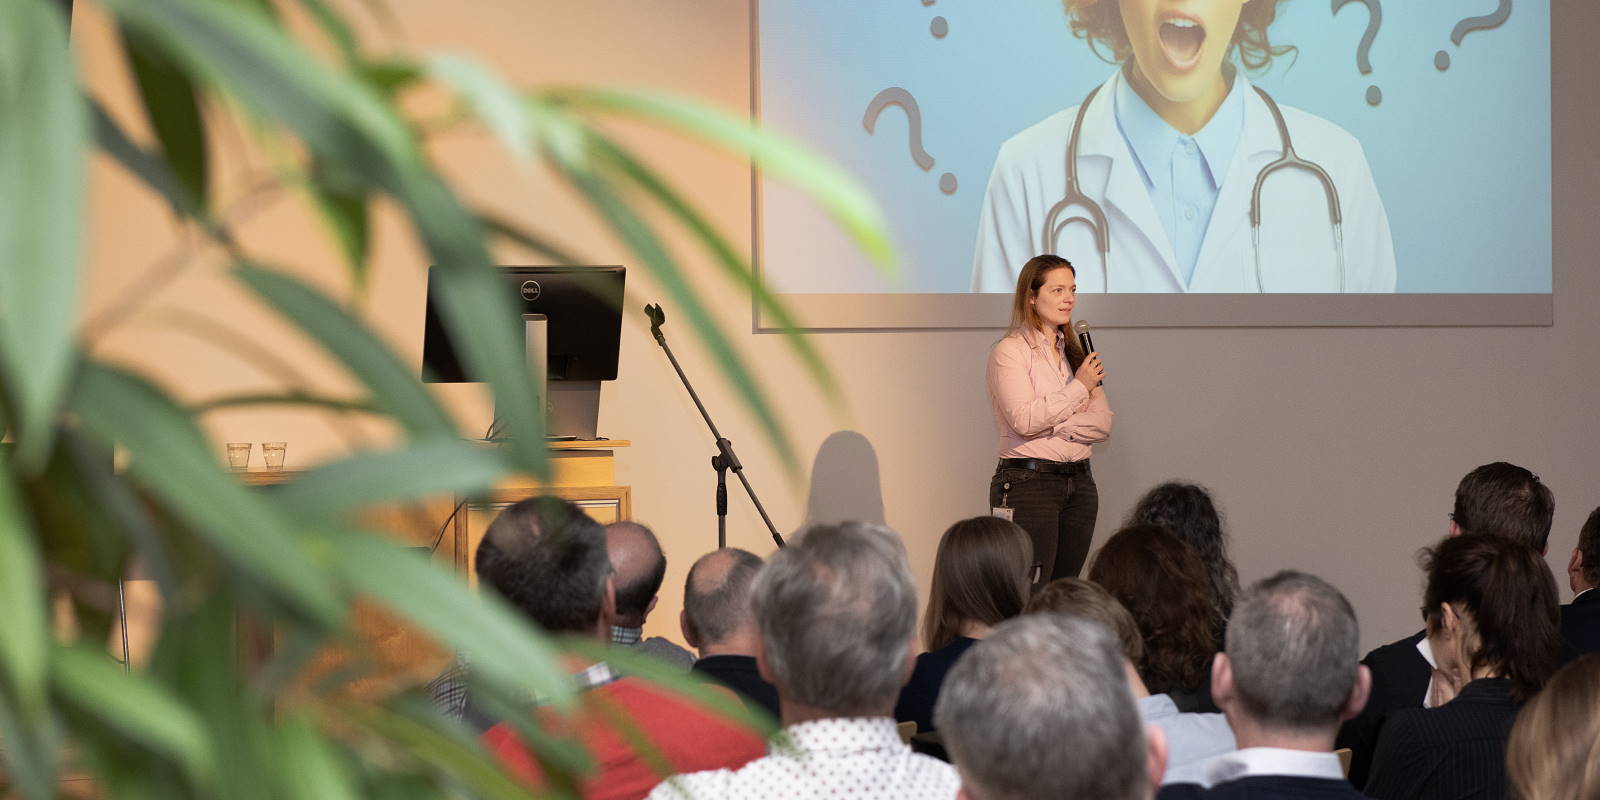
[450,439,631,584]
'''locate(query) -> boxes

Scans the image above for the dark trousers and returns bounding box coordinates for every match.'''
[989,463,1099,584]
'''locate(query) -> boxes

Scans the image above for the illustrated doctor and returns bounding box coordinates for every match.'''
[972,0,1396,293]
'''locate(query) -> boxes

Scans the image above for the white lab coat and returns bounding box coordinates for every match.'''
[971,71,1396,293]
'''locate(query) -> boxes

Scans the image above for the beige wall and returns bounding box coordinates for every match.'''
[79,1,1600,653]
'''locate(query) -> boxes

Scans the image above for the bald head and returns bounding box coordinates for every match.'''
[683,548,764,655]
[606,521,667,627]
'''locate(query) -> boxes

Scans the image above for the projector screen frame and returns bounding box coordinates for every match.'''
[746,0,1554,332]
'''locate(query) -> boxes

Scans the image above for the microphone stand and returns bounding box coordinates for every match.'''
[645,304,785,549]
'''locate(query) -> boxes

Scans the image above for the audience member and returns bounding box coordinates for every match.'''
[1160,571,1370,799]
[894,516,1033,735]
[1089,524,1221,711]
[936,614,1167,800]
[649,522,960,799]
[1338,461,1555,787]
[606,521,694,668]
[1364,533,1562,800]
[1506,654,1600,800]
[680,547,779,718]
[1562,506,1600,654]
[475,500,764,800]
[1127,482,1241,635]
[1027,578,1235,784]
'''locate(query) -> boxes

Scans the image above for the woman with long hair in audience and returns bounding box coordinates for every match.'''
[1087,524,1220,712]
[1507,654,1600,800]
[1126,481,1241,635]
[1365,533,1563,800]
[894,516,1034,734]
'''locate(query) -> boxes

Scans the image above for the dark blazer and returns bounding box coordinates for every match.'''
[1562,589,1600,655]
[1363,677,1521,800]
[1334,630,1430,788]
[893,636,978,733]
[1159,775,1366,799]
[690,654,780,720]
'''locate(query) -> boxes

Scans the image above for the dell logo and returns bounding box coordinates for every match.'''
[520,280,542,301]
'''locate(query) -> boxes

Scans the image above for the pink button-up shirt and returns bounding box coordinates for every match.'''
[986,325,1113,462]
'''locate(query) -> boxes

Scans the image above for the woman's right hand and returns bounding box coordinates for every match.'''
[1075,352,1104,388]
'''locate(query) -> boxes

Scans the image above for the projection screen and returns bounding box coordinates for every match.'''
[752,0,1552,328]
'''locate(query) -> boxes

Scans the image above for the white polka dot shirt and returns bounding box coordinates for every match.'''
[647,716,960,799]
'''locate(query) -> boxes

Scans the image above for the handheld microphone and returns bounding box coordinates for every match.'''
[1073,319,1103,386]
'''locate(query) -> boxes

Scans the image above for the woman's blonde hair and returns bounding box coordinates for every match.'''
[1060,0,1294,72]
[922,516,1034,651]
[1507,654,1600,800]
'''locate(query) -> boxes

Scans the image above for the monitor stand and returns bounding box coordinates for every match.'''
[519,313,602,441]
[548,382,601,440]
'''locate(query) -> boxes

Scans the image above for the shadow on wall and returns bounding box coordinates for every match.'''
[798,431,887,533]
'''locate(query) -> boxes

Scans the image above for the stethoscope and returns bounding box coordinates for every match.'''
[1040,83,1346,292]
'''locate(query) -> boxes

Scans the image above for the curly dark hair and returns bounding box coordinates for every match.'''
[1088,524,1219,695]
[1127,482,1241,630]
[1061,0,1295,72]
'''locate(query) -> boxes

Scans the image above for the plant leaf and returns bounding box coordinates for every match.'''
[52,645,216,784]
[273,714,360,800]
[480,213,585,266]
[350,701,549,800]
[71,362,344,625]
[327,531,573,709]
[561,638,774,738]
[557,160,799,469]
[0,449,56,800]
[118,23,209,212]
[356,58,424,99]
[190,391,378,416]
[0,692,57,800]
[104,0,547,476]
[0,451,49,714]
[305,157,371,289]
[423,258,549,474]
[586,131,842,412]
[545,87,895,270]
[0,0,88,469]
[103,0,416,190]
[233,263,456,440]
[89,95,193,217]
[289,0,360,66]
[270,437,508,520]
[427,52,534,166]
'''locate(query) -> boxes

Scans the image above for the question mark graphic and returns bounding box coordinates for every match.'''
[923,0,948,39]
[1435,0,1511,70]
[863,87,957,195]
[1332,0,1382,106]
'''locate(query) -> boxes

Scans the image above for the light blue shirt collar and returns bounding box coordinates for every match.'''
[1113,66,1245,191]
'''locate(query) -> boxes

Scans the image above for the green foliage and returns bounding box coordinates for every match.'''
[0,0,891,796]
[0,0,87,469]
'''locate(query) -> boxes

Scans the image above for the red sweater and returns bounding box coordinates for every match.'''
[483,676,766,800]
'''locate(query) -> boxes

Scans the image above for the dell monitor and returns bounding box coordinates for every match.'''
[421,265,625,439]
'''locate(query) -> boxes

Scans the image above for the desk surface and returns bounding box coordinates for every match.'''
[548,439,630,450]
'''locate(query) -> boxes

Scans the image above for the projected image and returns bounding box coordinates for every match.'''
[974,0,1393,293]
[755,0,1550,296]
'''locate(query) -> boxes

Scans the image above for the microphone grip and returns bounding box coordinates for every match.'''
[1077,332,1104,387]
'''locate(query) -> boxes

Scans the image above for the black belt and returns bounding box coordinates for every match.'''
[997,458,1089,476]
